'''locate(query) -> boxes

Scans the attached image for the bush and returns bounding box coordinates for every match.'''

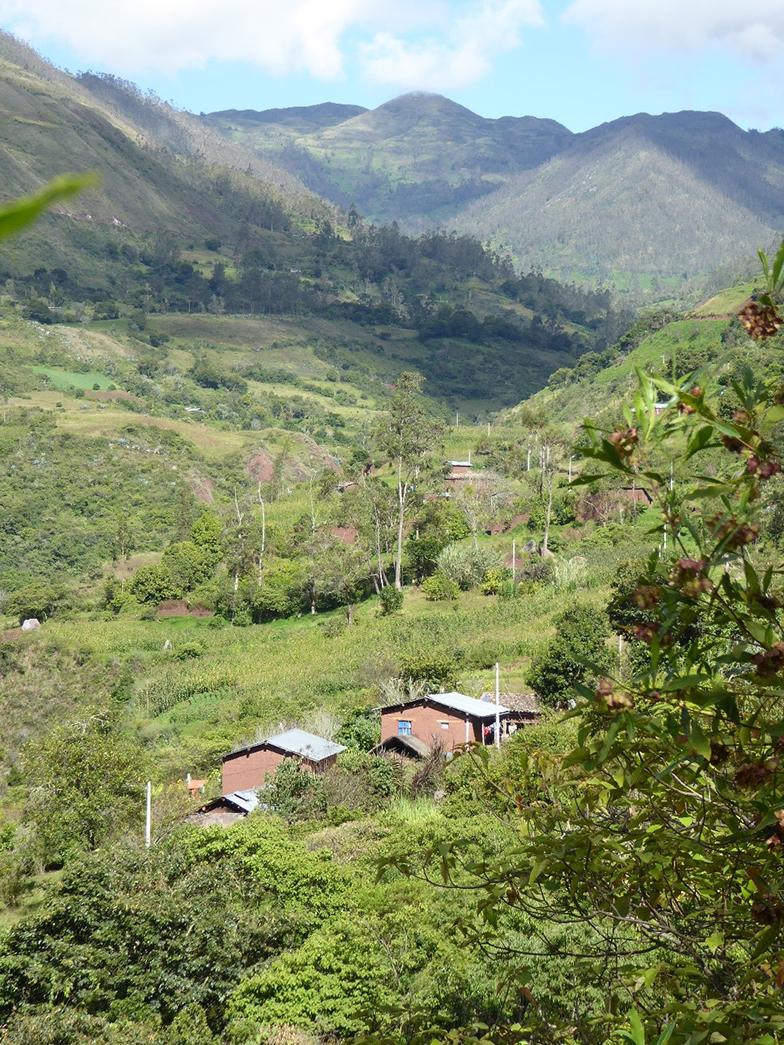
[6,582,66,624]
[398,649,459,691]
[336,709,380,751]
[161,541,214,593]
[378,586,403,615]
[107,590,141,616]
[527,604,612,709]
[421,572,458,601]
[128,564,179,604]
[437,544,499,590]
[250,560,308,622]
[480,566,512,595]
[172,642,205,660]
[264,760,327,822]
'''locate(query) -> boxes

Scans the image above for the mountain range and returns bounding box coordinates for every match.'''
[0,25,779,308]
[206,94,784,295]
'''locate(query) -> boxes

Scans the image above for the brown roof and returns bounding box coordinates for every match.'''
[371,735,431,758]
[481,692,540,714]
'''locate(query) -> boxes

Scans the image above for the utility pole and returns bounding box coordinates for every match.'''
[494,663,501,750]
[145,781,151,849]
[512,538,516,580]
[455,411,459,427]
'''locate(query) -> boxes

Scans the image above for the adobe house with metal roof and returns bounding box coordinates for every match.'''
[222,729,346,793]
[376,691,510,753]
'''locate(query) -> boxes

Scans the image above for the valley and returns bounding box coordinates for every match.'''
[0,25,783,1045]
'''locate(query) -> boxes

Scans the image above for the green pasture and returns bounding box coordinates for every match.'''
[31,365,113,389]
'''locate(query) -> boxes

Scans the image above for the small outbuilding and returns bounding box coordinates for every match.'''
[370,734,431,759]
[620,485,654,507]
[446,460,473,480]
[481,691,541,732]
[222,728,346,793]
[378,691,509,752]
[189,789,260,827]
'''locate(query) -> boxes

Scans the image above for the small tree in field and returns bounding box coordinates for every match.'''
[375,372,442,590]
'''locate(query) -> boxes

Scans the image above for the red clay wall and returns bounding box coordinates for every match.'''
[380,702,485,751]
[222,748,337,793]
[222,747,285,793]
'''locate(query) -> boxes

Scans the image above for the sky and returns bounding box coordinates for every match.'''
[0,0,782,131]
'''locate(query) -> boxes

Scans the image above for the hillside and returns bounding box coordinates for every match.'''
[207,95,784,297]
[0,50,331,297]
[514,277,784,427]
[206,91,574,224]
[459,111,784,293]
[0,34,632,421]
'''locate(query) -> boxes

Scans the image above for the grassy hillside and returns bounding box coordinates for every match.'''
[514,278,784,428]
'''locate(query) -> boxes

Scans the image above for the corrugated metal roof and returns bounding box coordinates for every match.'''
[428,691,510,719]
[267,728,346,761]
[225,789,260,814]
[196,789,260,815]
[449,460,472,467]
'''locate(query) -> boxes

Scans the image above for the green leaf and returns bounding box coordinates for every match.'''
[759,247,771,286]
[0,173,100,240]
[656,1025,676,1045]
[626,1007,646,1045]
[771,237,784,293]
[689,721,711,760]
[705,931,723,954]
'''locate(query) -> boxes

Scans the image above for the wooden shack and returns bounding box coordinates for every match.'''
[378,691,509,752]
[222,729,346,793]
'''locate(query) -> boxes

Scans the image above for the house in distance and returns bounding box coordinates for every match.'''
[373,691,510,756]
[222,728,346,793]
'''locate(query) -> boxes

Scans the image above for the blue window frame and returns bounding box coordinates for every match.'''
[398,720,412,736]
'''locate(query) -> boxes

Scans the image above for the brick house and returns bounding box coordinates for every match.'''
[377,691,510,753]
[444,460,472,489]
[221,729,346,793]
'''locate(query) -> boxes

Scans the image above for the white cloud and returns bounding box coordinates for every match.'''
[360,0,545,91]
[0,0,544,87]
[563,0,784,62]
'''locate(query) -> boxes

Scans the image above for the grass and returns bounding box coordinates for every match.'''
[31,365,113,389]
[691,280,758,316]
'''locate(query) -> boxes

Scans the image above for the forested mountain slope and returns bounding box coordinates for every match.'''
[460,111,784,292]
[208,95,784,295]
[206,91,574,225]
